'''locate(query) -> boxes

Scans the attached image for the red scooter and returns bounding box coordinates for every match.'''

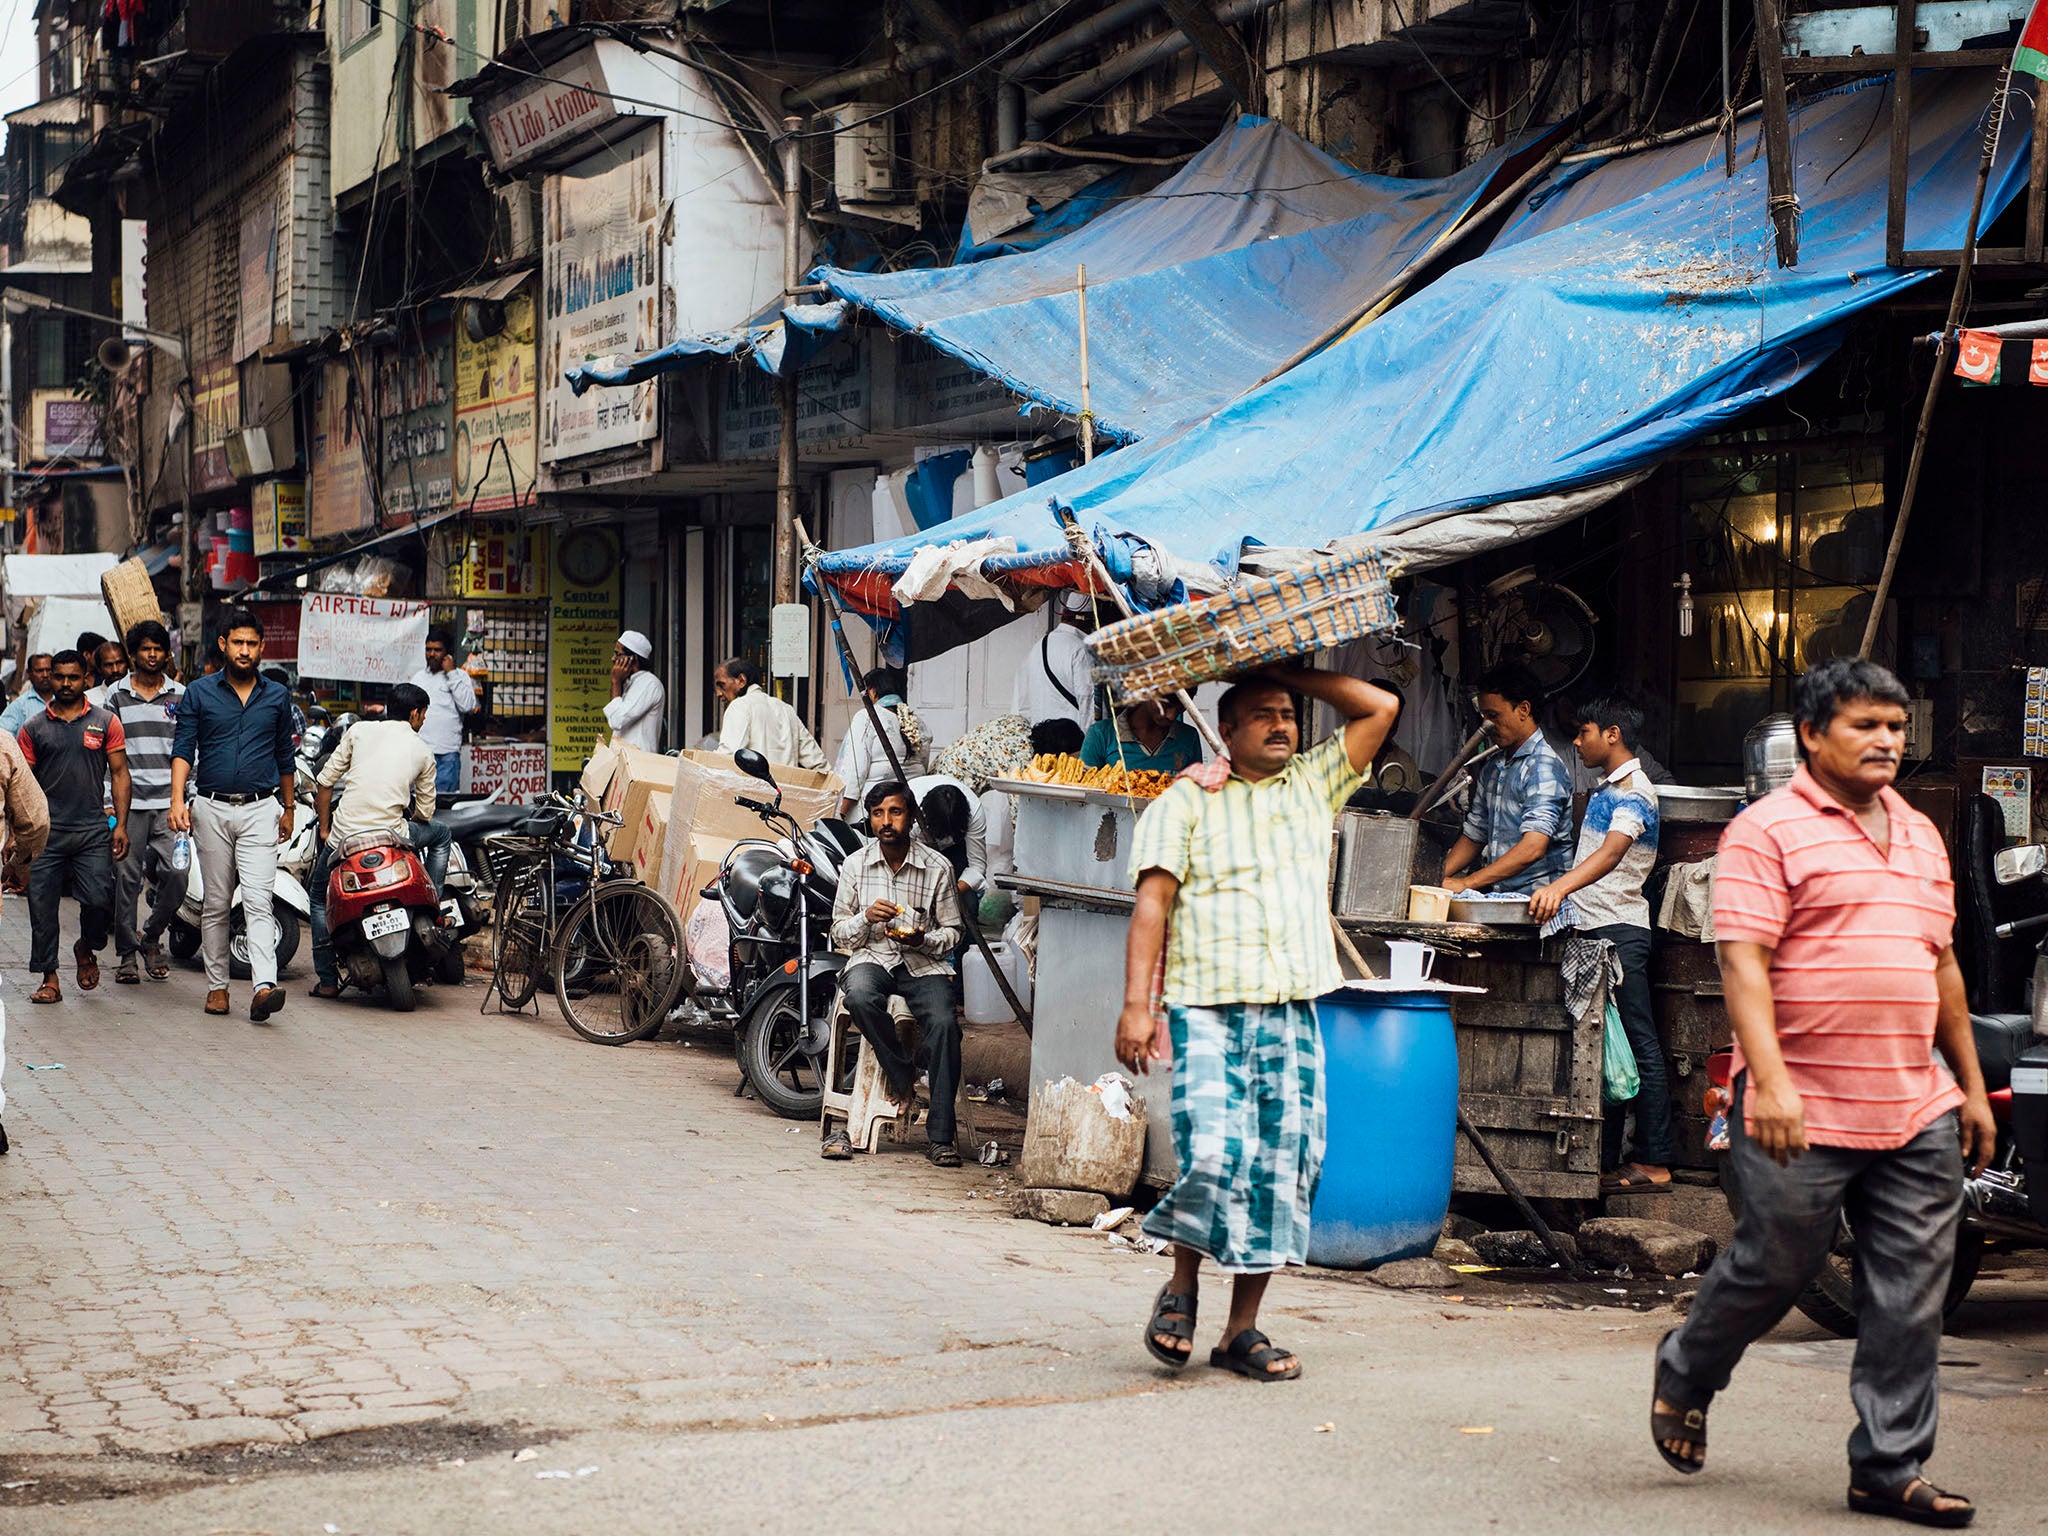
[324,828,458,1012]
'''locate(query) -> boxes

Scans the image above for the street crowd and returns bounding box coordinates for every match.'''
[0,594,1998,1529]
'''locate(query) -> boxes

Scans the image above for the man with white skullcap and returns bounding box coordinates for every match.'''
[604,630,666,752]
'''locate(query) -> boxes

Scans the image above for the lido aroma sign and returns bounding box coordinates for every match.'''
[480,48,619,173]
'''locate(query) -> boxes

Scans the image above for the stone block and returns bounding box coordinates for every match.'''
[1367,1258,1459,1289]
[1432,1236,1483,1267]
[1014,1188,1111,1226]
[1577,1217,1717,1277]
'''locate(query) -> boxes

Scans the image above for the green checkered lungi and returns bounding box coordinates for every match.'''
[1140,1000,1327,1274]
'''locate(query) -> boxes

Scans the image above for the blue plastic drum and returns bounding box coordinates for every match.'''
[1306,988,1460,1269]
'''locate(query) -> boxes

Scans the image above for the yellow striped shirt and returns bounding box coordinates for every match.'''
[1129,732,1363,1006]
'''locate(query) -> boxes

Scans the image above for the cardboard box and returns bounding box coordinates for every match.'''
[659,750,843,901]
[602,747,679,858]
[577,737,619,802]
[670,833,744,922]
[630,791,671,880]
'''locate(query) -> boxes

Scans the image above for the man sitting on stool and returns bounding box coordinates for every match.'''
[822,780,964,1166]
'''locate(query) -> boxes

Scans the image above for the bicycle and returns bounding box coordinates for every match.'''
[485,790,686,1044]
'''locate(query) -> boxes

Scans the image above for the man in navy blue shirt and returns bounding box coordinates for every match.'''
[169,608,297,1022]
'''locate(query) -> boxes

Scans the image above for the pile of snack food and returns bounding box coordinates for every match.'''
[1013,753,1177,798]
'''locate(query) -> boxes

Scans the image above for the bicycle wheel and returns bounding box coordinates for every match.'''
[553,881,683,1044]
[491,860,548,1011]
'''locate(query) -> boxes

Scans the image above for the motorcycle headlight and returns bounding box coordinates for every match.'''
[757,867,799,936]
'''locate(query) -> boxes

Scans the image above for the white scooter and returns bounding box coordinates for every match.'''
[163,809,316,980]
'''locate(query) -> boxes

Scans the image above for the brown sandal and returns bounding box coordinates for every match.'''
[73,943,100,992]
[29,978,61,1005]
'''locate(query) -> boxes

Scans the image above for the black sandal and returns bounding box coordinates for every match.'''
[1651,1330,1707,1474]
[1848,1480,1975,1528]
[1209,1327,1300,1381]
[926,1142,961,1167]
[1144,1285,1197,1369]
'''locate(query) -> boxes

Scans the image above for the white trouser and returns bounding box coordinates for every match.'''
[191,795,281,990]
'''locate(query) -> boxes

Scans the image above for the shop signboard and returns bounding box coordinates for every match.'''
[236,198,278,361]
[717,335,870,458]
[478,46,617,173]
[375,307,455,520]
[251,479,309,556]
[309,358,374,538]
[462,741,550,803]
[31,391,104,460]
[453,283,537,513]
[541,125,662,464]
[298,594,431,685]
[449,520,547,598]
[548,524,623,774]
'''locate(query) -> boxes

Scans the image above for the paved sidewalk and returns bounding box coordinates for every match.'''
[3,910,2045,1533]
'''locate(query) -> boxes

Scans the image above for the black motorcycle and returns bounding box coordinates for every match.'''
[691,749,863,1119]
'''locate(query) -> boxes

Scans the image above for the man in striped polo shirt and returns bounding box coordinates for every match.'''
[1652,658,1996,1528]
[103,622,185,984]
[1116,666,1399,1381]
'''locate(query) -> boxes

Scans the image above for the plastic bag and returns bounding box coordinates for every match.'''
[1601,999,1640,1105]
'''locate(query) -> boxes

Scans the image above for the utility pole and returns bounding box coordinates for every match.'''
[773,117,803,608]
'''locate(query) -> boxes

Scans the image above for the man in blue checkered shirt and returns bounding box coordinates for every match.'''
[1442,664,1573,897]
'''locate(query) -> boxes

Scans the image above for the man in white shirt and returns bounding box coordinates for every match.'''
[604,630,665,753]
[308,683,449,998]
[410,628,477,793]
[713,656,826,770]
[1011,592,1099,729]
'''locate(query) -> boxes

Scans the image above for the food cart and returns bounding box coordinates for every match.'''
[995,777,1608,1200]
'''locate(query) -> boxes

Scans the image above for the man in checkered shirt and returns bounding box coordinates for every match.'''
[823,780,964,1166]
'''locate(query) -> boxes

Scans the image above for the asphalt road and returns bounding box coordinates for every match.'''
[2,910,2045,1535]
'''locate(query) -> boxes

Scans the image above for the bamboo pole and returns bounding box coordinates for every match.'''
[1076,263,1096,464]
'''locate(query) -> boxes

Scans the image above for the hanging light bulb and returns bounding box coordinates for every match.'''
[1674,573,1695,638]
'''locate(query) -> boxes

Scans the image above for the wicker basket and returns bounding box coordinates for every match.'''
[1085,550,1398,702]
[100,557,163,642]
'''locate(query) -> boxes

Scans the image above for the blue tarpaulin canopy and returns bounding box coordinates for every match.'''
[818,116,1561,441]
[816,73,2027,641]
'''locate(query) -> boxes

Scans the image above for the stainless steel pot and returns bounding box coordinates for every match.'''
[1743,713,1800,800]
[1659,785,1745,823]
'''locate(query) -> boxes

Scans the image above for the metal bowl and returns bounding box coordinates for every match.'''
[1659,784,1745,823]
[1447,895,1533,926]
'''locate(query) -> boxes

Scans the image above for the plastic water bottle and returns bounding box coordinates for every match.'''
[171,832,192,873]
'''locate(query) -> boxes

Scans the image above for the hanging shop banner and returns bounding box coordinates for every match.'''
[191,359,241,495]
[448,520,548,598]
[309,359,374,538]
[236,198,278,361]
[462,741,550,803]
[541,125,662,464]
[298,594,431,685]
[376,308,455,521]
[251,479,309,556]
[453,283,538,513]
[31,391,104,460]
[547,524,623,773]
[478,45,617,173]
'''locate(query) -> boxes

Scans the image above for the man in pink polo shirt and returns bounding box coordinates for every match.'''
[1650,658,1996,1529]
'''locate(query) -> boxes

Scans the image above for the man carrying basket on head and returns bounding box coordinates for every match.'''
[1116,664,1400,1380]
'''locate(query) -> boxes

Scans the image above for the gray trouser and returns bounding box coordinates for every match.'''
[115,805,185,956]
[1658,1083,1963,1489]
[191,795,281,990]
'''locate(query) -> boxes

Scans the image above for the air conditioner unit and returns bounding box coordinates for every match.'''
[493,180,542,261]
[803,103,901,208]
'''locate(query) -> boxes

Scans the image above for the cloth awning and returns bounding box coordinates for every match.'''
[814,72,2027,653]
[816,115,1566,441]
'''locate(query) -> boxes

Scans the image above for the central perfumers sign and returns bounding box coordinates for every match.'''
[540,124,662,463]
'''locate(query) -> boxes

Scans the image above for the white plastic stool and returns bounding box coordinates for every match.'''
[820,992,926,1153]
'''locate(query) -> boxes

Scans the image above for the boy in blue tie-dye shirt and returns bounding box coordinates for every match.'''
[1529,695,1670,1193]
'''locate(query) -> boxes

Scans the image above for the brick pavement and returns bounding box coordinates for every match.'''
[0,908,1224,1460]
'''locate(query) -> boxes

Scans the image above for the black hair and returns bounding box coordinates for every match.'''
[49,649,86,673]
[1474,663,1543,712]
[920,783,970,846]
[1029,718,1084,757]
[718,655,761,688]
[389,682,431,719]
[425,627,454,649]
[1792,658,1911,755]
[218,607,264,640]
[260,666,293,688]
[25,652,51,665]
[862,665,907,698]
[124,620,171,653]
[1217,678,1291,729]
[1572,693,1644,749]
[863,778,913,813]
[74,631,107,656]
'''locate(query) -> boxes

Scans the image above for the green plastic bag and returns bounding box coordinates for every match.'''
[1601,998,1640,1104]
